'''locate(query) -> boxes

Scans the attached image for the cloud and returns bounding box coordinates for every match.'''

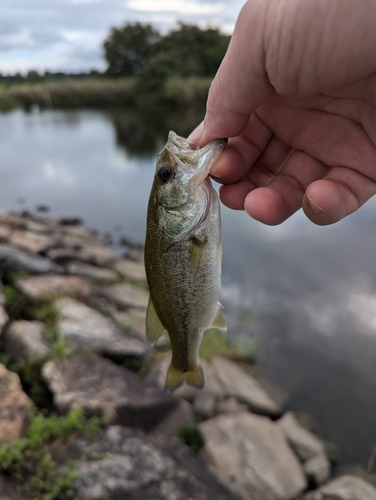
[128,0,223,16]
[0,0,240,73]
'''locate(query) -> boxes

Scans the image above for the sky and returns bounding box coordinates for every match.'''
[0,0,245,75]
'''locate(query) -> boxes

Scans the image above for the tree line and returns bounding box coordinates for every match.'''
[0,22,230,84]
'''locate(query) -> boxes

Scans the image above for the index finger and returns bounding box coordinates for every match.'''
[189,1,273,147]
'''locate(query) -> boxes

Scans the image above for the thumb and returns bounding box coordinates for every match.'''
[189,0,274,147]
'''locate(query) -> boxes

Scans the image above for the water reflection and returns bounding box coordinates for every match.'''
[108,105,204,156]
[0,108,376,472]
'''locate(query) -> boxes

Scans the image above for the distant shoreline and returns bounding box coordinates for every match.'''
[0,77,211,112]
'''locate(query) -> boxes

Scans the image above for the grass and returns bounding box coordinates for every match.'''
[0,78,138,111]
[0,408,103,500]
[2,281,69,410]
[178,421,204,454]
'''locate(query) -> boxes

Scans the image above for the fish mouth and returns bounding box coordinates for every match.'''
[167,131,227,180]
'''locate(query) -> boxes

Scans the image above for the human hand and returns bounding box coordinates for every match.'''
[189,0,376,225]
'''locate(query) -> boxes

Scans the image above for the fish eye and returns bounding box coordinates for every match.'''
[158,165,173,183]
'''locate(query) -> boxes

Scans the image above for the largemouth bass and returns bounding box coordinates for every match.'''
[145,131,227,391]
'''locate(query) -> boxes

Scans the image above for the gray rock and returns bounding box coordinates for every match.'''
[109,307,147,340]
[105,283,149,310]
[16,274,99,301]
[0,305,9,335]
[147,354,281,417]
[76,243,120,266]
[25,219,54,234]
[304,474,376,500]
[0,476,24,500]
[278,412,326,461]
[112,258,146,282]
[9,230,59,253]
[67,261,119,282]
[42,353,181,430]
[303,454,331,487]
[193,393,217,419]
[4,320,50,361]
[0,213,26,229]
[73,425,239,500]
[0,244,62,275]
[0,364,32,443]
[211,356,281,417]
[126,248,144,261]
[47,247,86,264]
[55,297,149,358]
[146,354,227,400]
[0,224,11,241]
[216,396,248,414]
[199,411,307,500]
[153,399,195,438]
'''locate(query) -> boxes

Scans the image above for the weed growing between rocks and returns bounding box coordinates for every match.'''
[179,422,204,454]
[0,408,103,500]
[1,282,70,411]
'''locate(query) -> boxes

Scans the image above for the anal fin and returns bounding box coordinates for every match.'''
[209,302,227,332]
[146,297,166,344]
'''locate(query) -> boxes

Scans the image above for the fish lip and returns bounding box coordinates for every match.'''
[166,131,227,177]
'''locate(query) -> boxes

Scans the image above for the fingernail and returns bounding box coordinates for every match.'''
[188,121,204,146]
[307,194,324,214]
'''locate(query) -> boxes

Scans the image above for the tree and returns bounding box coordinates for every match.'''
[103,23,161,76]
[156,23,230,77]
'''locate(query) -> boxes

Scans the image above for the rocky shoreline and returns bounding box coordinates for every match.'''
[0,211,374,500]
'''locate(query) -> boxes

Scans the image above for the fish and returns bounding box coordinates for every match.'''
[144,131,227,391]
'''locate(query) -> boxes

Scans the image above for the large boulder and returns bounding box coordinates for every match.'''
[304,474,376,500]
[55,297,149,359]
[105,283,149,310]
[277,412,326,461]
[9,230,59,254]
[210,356,281,416]
[0,244,62,276]
[16,274,100,301]
[112,258,146,282]
[3,320,51,361]
[0,364,32,443]
[42,353,182,431]
[66,261,118,282]
[278,412,331,486]
[73,425,239,500]
[199,411,307,500]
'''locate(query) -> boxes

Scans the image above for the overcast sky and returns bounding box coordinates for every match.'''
[1,0,245,75]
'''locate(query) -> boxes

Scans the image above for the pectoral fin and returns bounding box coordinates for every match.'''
[209,302,227,332]
[146,297,166,344]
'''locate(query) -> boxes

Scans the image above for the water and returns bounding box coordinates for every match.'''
[1,108,376,471]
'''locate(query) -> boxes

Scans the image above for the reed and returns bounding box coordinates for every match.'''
[0,77,211,111]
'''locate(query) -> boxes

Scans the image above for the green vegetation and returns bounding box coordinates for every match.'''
[2,281,68,409]
[0,408,103,500]
[179,421,204,454]
[0,22,230,111]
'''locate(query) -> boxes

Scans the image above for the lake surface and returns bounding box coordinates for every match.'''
[1,108,376,472]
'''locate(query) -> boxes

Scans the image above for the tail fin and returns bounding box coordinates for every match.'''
[165,363,204,391]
